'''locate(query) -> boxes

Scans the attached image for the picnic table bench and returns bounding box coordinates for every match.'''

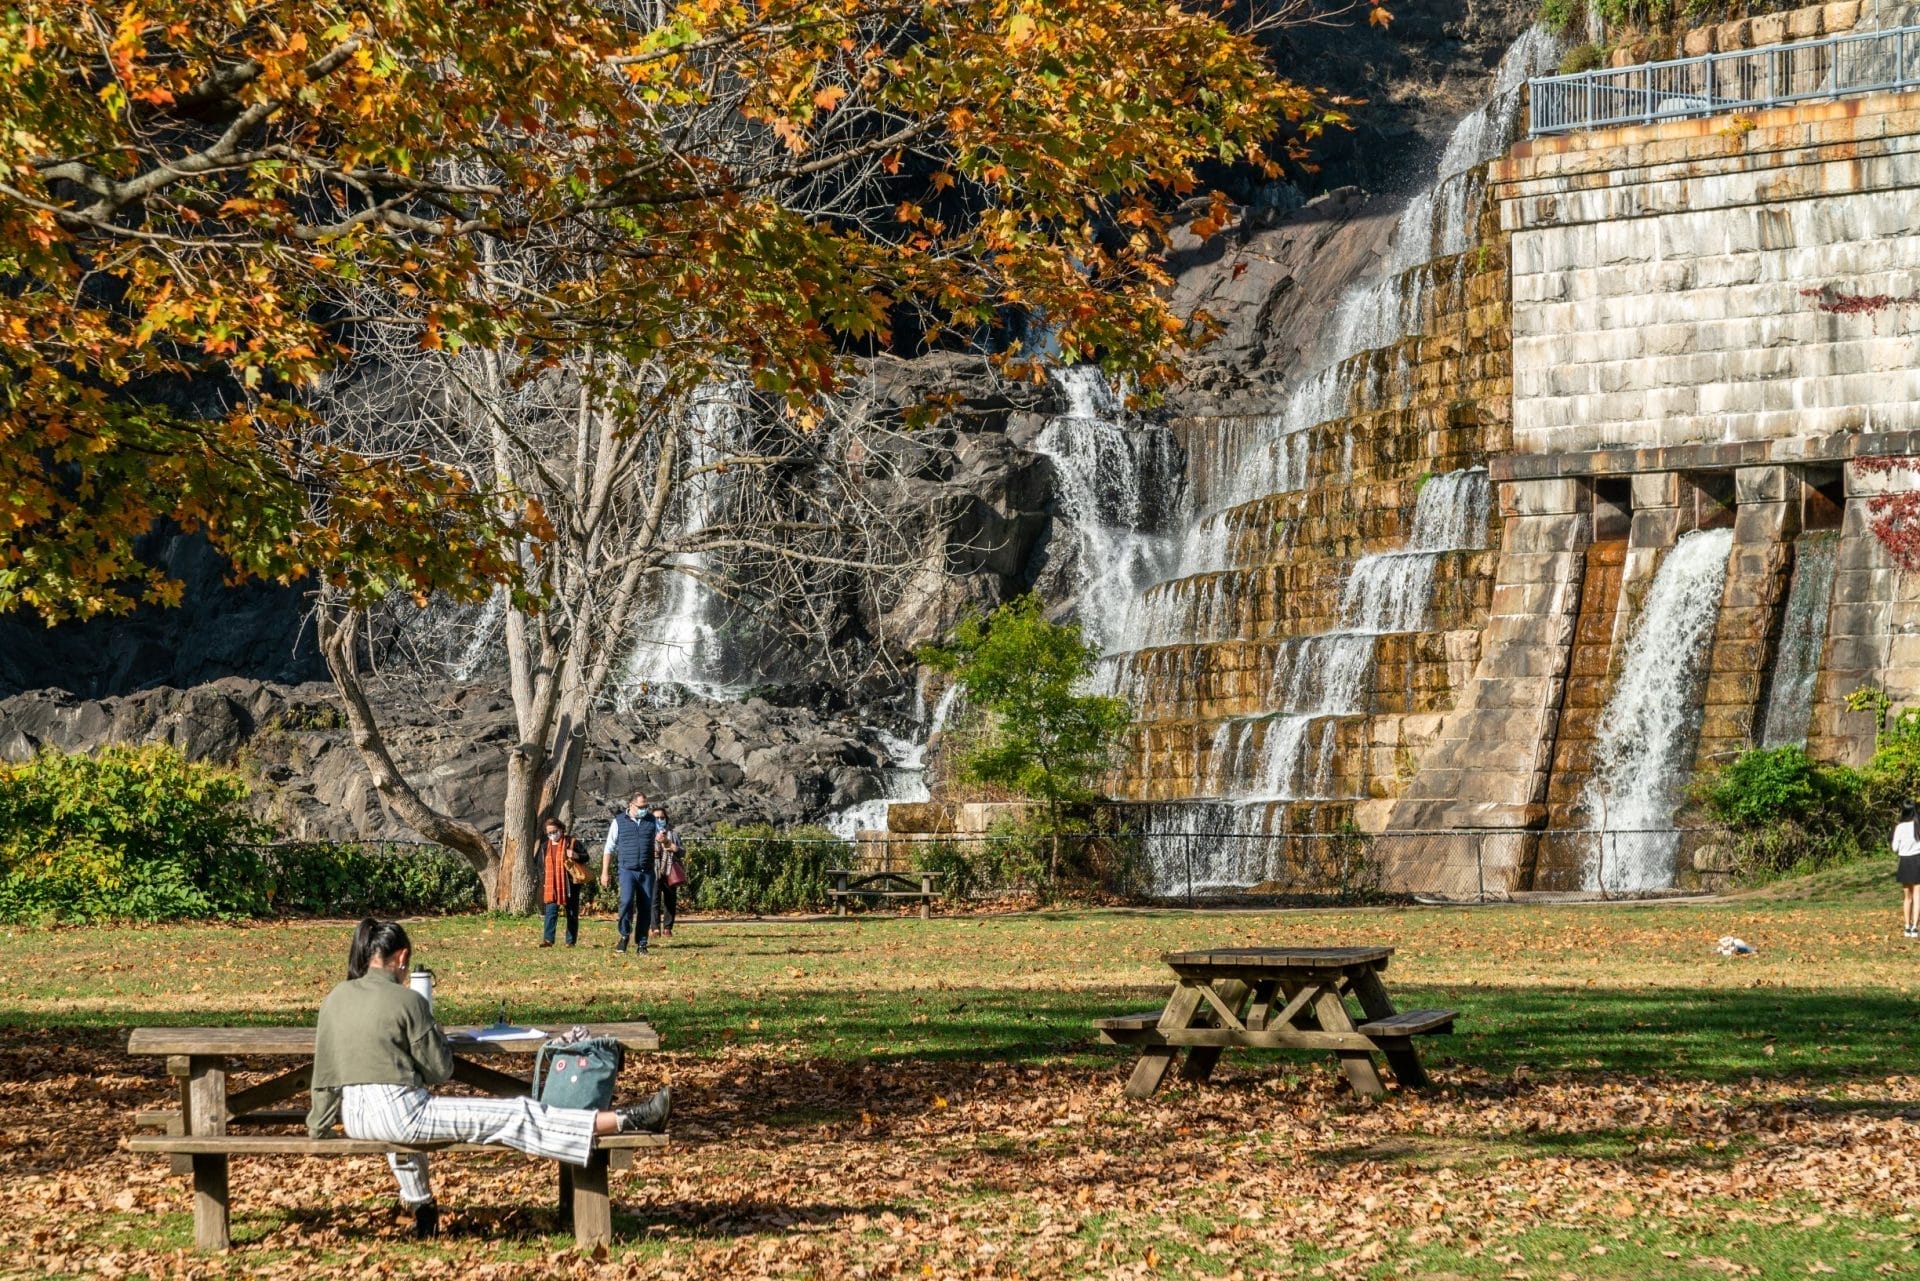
[827,867,944,918]
[1097,947,1456,1099]
[126,1021,664,1250]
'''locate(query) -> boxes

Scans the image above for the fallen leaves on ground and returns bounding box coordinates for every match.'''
[4,1030,1920,1278]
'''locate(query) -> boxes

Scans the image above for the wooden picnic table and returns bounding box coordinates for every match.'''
[1096,947,1455,1100]
[126,1021,663,1249]
[827,866,944,918]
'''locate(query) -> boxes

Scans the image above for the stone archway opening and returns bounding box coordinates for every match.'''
[1802,465,1845,531]
[1685,471,1737,531]
[1593,476,1633,541]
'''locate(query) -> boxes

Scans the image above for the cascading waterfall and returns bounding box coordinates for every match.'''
[1099,471,1490,668]
[1327,25,1563,358]
[939,28,1555,893]
[1101,24,1557,660]
[450,589,507,681]
[1580,527,1735,893]
[825,681,962,838]
[1236,468,1491,804]
[1760,530,1840,749]
[1123,470,1494,892]
[1090,12,1551,660]
[1029,367,1183,653]
[617,386,742,706]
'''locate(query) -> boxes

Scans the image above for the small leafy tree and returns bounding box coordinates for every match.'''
[918,594,1130,877]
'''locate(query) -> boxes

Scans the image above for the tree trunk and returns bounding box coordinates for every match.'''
[500,741,548,913]
[316,602,505,905]
[543,721,589,827]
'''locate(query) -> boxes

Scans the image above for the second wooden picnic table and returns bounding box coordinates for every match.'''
[1097,947,1456,1099]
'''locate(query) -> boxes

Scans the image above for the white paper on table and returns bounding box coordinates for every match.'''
[463,1025,545,1042]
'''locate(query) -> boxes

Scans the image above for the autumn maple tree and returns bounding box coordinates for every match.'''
[1,0,1344,904]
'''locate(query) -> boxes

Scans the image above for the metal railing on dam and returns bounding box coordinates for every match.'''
[1528,23,1920,135]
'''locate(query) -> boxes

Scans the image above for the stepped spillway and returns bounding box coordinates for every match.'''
[1038,29,1563,887]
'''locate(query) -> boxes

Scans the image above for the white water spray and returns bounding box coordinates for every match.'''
[617,386,744,706]
[957,32,1554,892]
[1581,528,1734,893]
[825,682,962,838]
[450,589,507,681]
[1029,367,1183,653]
[1328,26,1564,358]
[1760,531,1839,749]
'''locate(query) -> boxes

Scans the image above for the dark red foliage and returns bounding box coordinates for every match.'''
[1856,458,1920,571]
[1800,286,1913,314]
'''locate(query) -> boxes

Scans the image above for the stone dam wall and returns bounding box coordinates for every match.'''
[1382,86,1920,892]
[1003,35,1920,895]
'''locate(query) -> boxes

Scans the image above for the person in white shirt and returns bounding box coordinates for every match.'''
[1894,802,1920,938]
[601,791,661,953]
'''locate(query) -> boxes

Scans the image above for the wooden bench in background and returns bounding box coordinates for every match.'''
[827,867,944,918]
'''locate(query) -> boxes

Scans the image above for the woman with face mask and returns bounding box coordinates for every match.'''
[540,817,587,948]
[650,806,684,940]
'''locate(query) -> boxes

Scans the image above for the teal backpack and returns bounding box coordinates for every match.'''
[534,1034,625,1110]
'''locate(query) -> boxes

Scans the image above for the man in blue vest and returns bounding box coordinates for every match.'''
[600,790,659,954]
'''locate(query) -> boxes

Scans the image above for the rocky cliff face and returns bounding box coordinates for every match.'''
[851,353,1065,652]
[0,534,324,698]
[1165,0,1545,416]
[0,355,1053,840]
[0,679,885,840]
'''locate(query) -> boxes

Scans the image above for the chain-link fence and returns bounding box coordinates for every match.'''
[248,825,1726,916]
[759,826,1728,907]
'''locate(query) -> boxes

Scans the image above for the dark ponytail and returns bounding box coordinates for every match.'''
[346,917,412,979]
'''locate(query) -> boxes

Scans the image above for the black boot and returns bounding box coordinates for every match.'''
[615,1086,672,1134]
[412,1200,440,1239]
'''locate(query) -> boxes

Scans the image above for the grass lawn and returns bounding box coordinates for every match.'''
[4,867,1919,1278]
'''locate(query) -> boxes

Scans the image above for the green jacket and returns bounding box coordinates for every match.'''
[305,971,455,1138]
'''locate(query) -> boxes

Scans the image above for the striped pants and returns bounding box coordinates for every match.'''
[341,1083,597,1207]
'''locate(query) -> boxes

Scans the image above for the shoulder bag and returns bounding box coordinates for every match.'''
[534,1032,625,1110]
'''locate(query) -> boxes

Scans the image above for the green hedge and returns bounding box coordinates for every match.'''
[684,824,842,913]
[261,842,486,916]
[0,745,270,923]
[0,744,490,922]
[906,816,1157,902]
[1695,708,1920,880]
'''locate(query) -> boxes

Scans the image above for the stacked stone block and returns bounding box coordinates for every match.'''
[1606,0,1867,65]
[1692,468,1801,772]
[1385,477,1591,863]
[1540,540,1629,836]
[1809,456,1920,763]
[1380,86,1920,892]
[1500,96,1920,459]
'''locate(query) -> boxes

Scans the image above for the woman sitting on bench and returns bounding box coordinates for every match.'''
[306,918,671,1237]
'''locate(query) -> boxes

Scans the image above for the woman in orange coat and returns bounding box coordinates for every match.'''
[539,817,587,947]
